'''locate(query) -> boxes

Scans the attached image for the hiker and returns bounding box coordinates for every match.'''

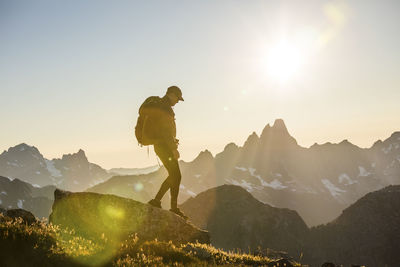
[135,85,187,219]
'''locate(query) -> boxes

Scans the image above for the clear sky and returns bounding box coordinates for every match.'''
[1,0,399,169]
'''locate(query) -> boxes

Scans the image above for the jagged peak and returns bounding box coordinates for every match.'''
[261,123,271,136]
[223,142,239,152]
[243,132,259,147]
[260,119,290,137]
[61,149,88,162]
[4,143,44,159]
[192,149,214,163]
[339,139,352,145]
[259,119,298,147]
[272,118,288,130]
[9,143,40,153]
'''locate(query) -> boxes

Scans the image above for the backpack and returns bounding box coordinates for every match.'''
[135,96,162,146]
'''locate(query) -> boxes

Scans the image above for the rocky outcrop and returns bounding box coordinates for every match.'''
[0,208,37,225]
[49,189,209,245]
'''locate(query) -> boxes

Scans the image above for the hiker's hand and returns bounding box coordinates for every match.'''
[173,150,180,160]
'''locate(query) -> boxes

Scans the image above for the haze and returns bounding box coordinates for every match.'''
[1,0,399,168]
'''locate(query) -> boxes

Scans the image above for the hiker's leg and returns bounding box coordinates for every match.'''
[153,144,174,201]
[155,175,172,201]
[168,158,182,209]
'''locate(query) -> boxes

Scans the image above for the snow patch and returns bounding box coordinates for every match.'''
[358,166,371,177]
[187,190,196,197]
[32,184,40,188]
[230,179,254,192]
[73,180,79,185]
[17,199,23,209]
[264,179,287,190]
[1,191,7,195]
[10,162,19,167]
[194,174,201,178]
[180,184,185,189]
[36,171,41,175]
[338,173,357,185]
[235,166,247,172]
[248,168,256,176]
[248,168,287,190]
[321,179,346,197]
[275,173,282,177]
[20,146,25,151]
[46,160,62,177]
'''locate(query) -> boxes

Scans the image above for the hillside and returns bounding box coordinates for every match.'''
[305,185,400,266]
[180,185,308,256]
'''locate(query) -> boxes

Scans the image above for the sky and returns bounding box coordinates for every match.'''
[1,0,400,169]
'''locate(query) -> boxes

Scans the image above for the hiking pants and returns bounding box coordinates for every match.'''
[153,143,181,208]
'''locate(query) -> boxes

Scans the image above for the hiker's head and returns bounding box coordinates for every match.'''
[166,86,184,106]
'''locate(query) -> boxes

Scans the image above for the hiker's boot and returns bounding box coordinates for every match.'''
[169,207,188,220]
[148,199,162,208]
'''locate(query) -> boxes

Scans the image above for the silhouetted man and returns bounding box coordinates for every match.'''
[144,86,187,219]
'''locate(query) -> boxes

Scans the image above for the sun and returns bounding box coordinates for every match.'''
[265,41,303,84]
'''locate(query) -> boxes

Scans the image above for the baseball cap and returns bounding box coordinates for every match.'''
[167,86,184,101]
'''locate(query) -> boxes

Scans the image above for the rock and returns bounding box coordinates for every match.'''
[49,189,209,245]
[4,209,37,225]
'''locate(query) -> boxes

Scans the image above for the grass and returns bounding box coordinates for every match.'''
[0,214,302,266]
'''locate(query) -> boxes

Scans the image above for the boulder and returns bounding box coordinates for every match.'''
[49,189,209,245]
[2,209,37,225]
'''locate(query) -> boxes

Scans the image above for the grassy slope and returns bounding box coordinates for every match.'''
[0,215,301,267]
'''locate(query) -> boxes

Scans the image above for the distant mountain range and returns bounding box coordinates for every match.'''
[1,119,399,225]
[0,144,111,191]
[88,119,400,226]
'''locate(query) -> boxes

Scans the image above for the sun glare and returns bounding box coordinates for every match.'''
[265,41,303,84]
